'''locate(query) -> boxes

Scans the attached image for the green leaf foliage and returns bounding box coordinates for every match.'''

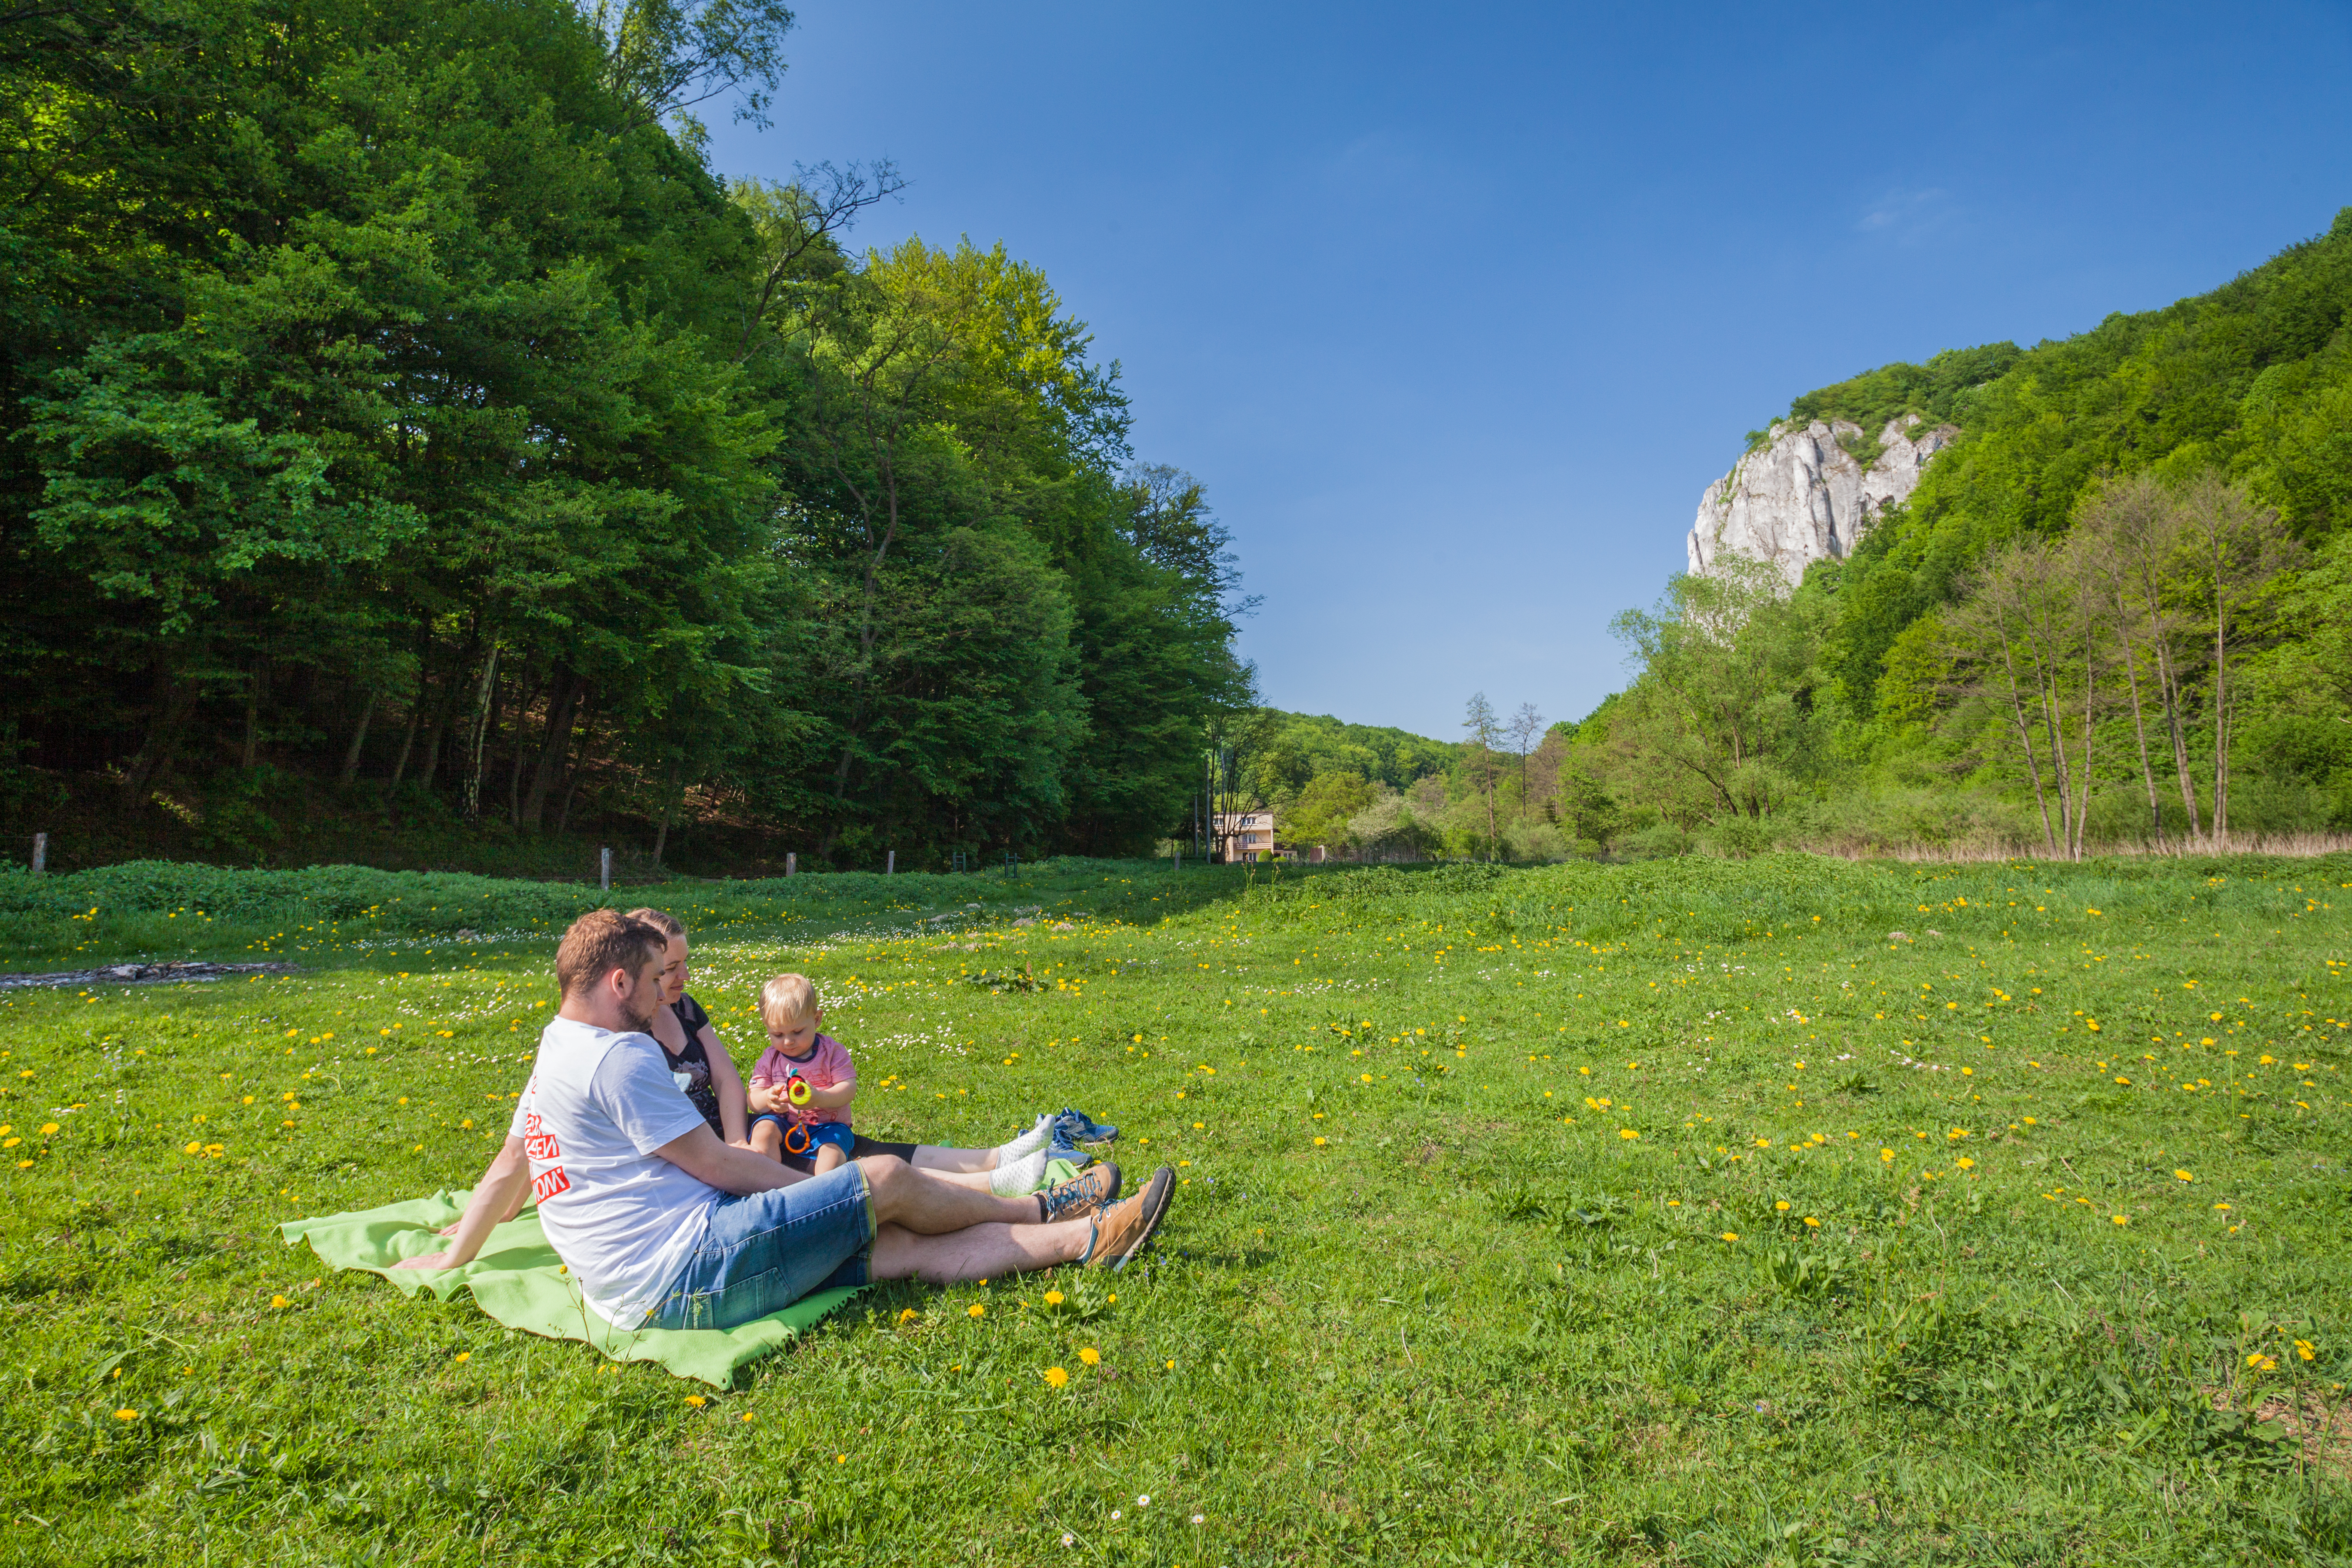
[0,0,1249,864]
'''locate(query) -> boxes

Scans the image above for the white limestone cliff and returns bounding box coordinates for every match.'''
[1685,415,1957,584]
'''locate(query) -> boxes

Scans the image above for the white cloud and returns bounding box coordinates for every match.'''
[1857,186,1953,241]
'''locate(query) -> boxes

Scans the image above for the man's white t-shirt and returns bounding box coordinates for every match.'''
[507,1015,719,1325]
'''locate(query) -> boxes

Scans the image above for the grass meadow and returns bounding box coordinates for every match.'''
[0,852,2347,1566]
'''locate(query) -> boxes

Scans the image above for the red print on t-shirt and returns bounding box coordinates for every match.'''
[523,1108,568,1200]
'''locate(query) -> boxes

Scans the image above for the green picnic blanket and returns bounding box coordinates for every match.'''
[277,1188,866,1386]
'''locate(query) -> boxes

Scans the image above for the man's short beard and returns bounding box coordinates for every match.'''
[620,986,659,1034]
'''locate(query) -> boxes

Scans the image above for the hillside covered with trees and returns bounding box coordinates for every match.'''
[0,0,1250,871]
[1223,212,2352,865]
[1567,208,2352,857]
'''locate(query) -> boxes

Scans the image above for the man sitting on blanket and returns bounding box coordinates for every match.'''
[395,910,1174,1329]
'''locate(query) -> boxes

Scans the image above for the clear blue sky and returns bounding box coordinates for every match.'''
[708,0,2352,742]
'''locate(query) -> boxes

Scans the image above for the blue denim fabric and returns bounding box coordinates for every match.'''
[651,1163,874,1330]
[749,1114,856,1160]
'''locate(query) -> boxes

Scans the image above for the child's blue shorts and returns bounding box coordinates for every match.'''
[752,1115,855,1159]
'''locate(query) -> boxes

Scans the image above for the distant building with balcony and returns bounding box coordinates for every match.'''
[1212,810,1281,862]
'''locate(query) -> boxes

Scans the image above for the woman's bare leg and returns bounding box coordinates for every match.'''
[908,1144,995,1173]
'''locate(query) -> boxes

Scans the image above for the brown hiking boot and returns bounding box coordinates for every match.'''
[1039,1161,1121,1222]
[1079,1166,1173,1270]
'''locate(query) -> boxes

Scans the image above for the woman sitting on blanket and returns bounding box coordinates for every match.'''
[444,906,1077,1235]
[629,904,1068,1192]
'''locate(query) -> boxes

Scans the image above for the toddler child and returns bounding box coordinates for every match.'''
[747,973,857,1172]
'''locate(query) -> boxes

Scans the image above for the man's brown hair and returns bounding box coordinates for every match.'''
[555,910,666,998]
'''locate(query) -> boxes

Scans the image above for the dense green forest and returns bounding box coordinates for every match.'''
[0,0,1250,871]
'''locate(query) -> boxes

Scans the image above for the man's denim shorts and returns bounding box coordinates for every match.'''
[651,1162,874,1331]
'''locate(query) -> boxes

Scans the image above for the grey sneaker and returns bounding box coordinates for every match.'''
[1039,1161,1121,1222]
[1079,1166,1173,1270]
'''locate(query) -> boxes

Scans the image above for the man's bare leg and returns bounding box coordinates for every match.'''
[912,1166,1003,1194]
[869,1218,1091,1283]
[863,1155,1045,1233]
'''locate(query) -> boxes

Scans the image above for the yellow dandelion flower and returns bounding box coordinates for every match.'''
[1618,1128,1638,1141]
[2175,1169,2193,1181]
[968,1303,985,1319]
[1721,1232,1739,1243]
[453,1351,470,1362]
[1080,1347,1101,1366]
[1043,1366,1070,1388]
[1803,1216,1820,1228]
[686,1394,707,1407]
[2111,1215,2129,1226]
[898,1308,919,1325]
[39,1123,58,1136]
[114,1409,140,1421]
[271,1294,288,1309]
[1774,1200,1791,1211]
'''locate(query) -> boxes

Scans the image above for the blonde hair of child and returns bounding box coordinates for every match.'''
[759,973,818,1032]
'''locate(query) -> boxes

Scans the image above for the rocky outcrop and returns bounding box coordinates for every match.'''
[1686,415,1957,583]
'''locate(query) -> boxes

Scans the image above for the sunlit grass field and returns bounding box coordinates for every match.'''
[1,852,2347,1566]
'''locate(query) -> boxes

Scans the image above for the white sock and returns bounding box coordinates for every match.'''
[992,1113,1054,1166]
[989,1147,1049,1197]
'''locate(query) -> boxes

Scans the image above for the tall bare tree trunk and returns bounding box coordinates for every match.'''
[521,666,585,831]
[504,673,541,827]
[652,766,682,865]
[463,645,501,819]
[2211,607,2230,844]
[339,692,377,785]
[390,636,434,788]
[554,701,592,837]
[390,697,422,787]
[2072,644,2095,861]
[1482,753,1497,861]
[420,703,448,792]
[2032,659,2075,856]
[121,667,199,807]
[1998,645,2059,856]
[241,669,263,770]
[2154,642,2202,842]
[2114,637,2166,849]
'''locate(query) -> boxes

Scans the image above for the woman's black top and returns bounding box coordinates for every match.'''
[663,992,726,1136]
